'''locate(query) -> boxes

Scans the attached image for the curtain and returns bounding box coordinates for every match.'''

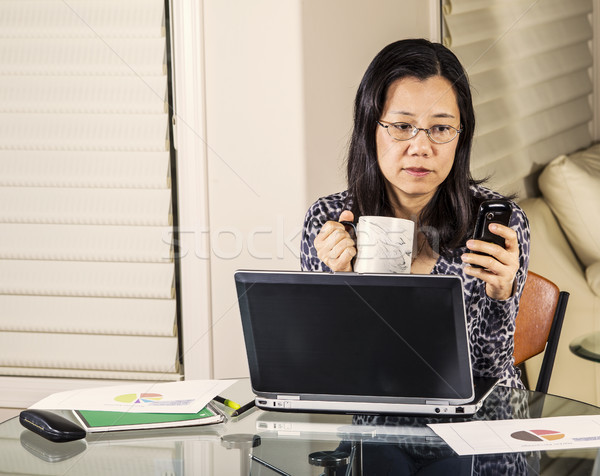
[0,0,179,380]
[443,0,593,195]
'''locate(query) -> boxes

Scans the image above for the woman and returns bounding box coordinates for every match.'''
[300,39,530,388]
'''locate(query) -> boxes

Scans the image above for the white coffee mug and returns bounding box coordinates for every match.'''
[344,216,415,274]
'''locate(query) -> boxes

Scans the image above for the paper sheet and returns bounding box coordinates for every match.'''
[429,415,600,455]
[30,379,237,414]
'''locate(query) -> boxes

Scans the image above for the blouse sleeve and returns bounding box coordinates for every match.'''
[468,202,530,387]
[300,193,347,272]
[300,202,331,272]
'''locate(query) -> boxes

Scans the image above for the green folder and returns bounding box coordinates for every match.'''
[74,404,224,432]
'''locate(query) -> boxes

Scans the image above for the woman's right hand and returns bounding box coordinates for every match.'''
[314,210,356,272]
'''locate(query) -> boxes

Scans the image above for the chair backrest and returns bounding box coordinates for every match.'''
[513,271,569,393]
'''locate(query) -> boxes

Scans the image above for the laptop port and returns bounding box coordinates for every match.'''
[456,407,465,414]
[257,400,267,405]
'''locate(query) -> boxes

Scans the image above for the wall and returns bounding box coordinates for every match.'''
[202,0,435,378]
[202,1,307,379]
[302,0,437,203]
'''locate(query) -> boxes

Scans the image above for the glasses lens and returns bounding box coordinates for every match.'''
[429,125,458,143]
[388,123,415,140]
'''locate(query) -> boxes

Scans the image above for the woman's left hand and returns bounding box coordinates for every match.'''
[461,223,520,300]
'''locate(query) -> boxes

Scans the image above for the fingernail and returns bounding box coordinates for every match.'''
[461,254,469,261]
[490,223,498,231]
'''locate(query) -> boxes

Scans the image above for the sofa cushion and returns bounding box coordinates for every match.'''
[539,144,600,268]
[587,262,600,296]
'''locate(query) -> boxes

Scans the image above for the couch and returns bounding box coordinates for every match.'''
[519,143,600,406]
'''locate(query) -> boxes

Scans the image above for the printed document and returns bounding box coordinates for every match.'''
[429,415,600,455]
[30,379,236,414]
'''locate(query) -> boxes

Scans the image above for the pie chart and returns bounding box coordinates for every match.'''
[511,429,565,442]
[114,393,163,404]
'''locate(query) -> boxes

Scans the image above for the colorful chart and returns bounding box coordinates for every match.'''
[511,429,565,442]
[114,393,163,404]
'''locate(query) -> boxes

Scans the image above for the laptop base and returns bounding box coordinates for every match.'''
[255,377,498,417]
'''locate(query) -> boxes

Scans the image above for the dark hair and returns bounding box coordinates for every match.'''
[346,38,480,255]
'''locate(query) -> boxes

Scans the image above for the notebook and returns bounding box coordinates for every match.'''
[234,270,498,416]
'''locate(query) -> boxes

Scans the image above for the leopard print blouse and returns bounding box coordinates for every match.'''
[300,185,530,389]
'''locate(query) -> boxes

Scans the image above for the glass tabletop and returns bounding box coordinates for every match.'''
[570,331,600,363]
[1,380,599,475]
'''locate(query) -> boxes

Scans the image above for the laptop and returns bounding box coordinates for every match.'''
[234,270,498,416]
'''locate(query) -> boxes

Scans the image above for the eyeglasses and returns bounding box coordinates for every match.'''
[377,120,463,144]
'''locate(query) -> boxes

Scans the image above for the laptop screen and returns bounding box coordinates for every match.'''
[235,271,473,402]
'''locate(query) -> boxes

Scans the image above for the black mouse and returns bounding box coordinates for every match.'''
[20,409,86,443]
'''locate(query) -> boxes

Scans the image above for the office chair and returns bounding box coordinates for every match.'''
[513,271,569,394]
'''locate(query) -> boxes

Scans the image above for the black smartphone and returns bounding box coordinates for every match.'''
[471,199,513,268]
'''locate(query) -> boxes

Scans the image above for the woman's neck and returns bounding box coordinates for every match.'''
[386,186,434,221]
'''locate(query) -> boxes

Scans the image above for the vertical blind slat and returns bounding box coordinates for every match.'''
[0,151,171,189]
[0,0,165,39]
[0,224,173,262]
[0,295,176,336]
[0,333,178,373]
[0,188,172,226]
[0,260,174,298]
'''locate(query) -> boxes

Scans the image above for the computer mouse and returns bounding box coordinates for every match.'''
[20,409,86,442]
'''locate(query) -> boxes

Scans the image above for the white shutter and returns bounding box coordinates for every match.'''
[0,0,180,380]
[443,0,594,194]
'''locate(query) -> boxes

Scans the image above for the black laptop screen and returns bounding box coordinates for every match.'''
[235,272,473,401]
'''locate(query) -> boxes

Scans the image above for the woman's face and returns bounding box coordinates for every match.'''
[376,75,461,208]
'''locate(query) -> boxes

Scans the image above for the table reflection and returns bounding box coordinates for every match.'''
[324,386,530,475]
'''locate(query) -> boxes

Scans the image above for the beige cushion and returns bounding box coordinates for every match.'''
[587,262,600,296]
[539,145,600,268]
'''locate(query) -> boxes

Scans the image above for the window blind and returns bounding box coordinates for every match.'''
[443,0,594,195]
[0,0,180,380]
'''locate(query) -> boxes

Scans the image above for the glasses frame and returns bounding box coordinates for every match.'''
[377,120,463,144]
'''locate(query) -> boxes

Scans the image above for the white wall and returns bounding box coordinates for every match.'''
[202,1,307,378]
[201,0,436,378]
[302,0,438,202]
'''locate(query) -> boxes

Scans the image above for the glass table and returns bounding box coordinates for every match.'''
[1,380,599,475]
[571,331,600,363]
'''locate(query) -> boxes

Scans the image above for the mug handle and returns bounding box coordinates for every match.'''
[340,220,356,233]
[339,220,357,269]
[339,220,356,235]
